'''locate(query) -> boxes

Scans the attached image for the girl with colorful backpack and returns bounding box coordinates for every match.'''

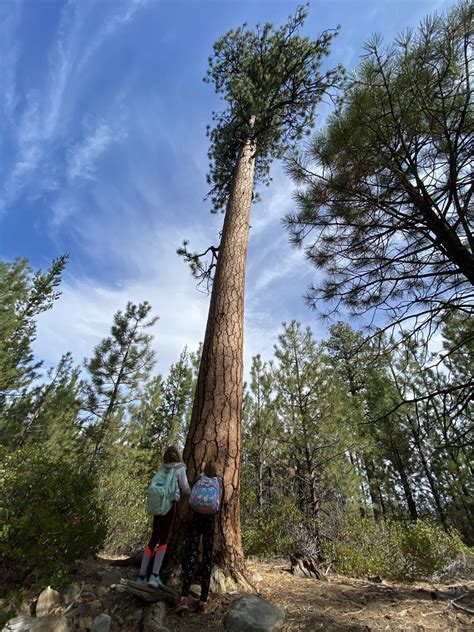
[177,459,223,613]
[136,445,190,588]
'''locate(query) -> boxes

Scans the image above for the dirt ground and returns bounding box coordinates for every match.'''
[3,556,473,631]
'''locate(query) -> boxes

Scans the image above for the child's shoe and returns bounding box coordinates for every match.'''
[147,574,163,589]
[194,600,207,613]
[133,576,148,587]
[176,596,189,614]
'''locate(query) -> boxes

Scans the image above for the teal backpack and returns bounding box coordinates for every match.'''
[147,466,178,515]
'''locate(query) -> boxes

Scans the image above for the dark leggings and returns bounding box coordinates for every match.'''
[181,511,215,602]
[140,502,177,578]
[146,502,177,551]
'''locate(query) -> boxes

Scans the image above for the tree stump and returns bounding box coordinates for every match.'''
[290,556,327,581]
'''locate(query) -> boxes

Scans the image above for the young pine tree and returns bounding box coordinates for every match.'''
[83,301,158,472]
[0,256,67,446]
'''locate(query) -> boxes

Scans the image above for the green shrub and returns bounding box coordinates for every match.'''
[398,519,467,578]
[242,497,301,557]
[0,446,106,586]
[322,514,469,580]
[96,449,153,553]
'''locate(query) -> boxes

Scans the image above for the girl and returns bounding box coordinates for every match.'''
[177,459,223,613]
[136,445,190,588]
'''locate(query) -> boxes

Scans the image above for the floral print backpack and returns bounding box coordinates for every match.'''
[189,475,222,514]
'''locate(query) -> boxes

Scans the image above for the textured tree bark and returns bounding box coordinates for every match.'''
[164,128,256,585]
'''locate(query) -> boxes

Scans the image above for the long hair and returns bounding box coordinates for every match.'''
[204,459,218,477]
[163,445,182,464]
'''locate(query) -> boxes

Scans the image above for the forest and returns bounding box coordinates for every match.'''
[0,1,473,630]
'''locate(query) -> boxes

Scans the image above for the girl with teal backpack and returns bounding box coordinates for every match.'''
[177,459,223,613]
[136,445,190,588]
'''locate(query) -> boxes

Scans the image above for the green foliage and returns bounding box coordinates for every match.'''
[323,515,469,580]
[0,605,16,629]
[97,449,152,553]
[242,495,301,557]
[0,256,67,445]
[0,446,106,586]
[285,1,473,332]
[273,321,350,520]
[83,301,158,471]
[206,4,342,211]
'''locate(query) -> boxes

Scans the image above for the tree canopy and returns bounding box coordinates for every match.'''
[285,2,473,342]
[205,4,342,212]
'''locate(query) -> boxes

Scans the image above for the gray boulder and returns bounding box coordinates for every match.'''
[2,616,37,632]
[143,602,166,632]
[35,587,61,617]
[91,614,111,632]
[31,615,69,631]
[224,595,285,632]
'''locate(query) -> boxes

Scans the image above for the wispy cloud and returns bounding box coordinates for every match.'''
[33,225,212,375]
[67,120,127,182]
[0,0,147,214]
[0,2,22,123]
[78,0,152,73]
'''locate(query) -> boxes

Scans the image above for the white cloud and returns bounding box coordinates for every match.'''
[1,0,147,213]
[33,241,211,376]
[78,0,152,73]
[0,2,21,123]
[67,120,127,182]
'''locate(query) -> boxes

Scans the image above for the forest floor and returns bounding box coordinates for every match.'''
[3,555,473,631]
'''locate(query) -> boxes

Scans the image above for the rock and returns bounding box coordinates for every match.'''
[78,616,93,630]
[2,616,37,631]
[252,573,263,583]
[290,556,326,580]
[98,571,121,585]
[31,615,69,631]
[35,587,62,617]
[91,614,111,632]
[368,575,382,583]
[97,586,109,597]
[143,602,166,632]
[62,583,82,606]
[109,552,142,568]
[19,598,34,617]
[224,595,285,632]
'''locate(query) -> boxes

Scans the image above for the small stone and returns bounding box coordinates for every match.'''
[252,573,263,583]
[78,616,93,630]
[36,587,61,617]
[143,602,166,632]
[62,583,82,606]
[2,615,38,631]
[30,615,69,631]
[91,614,111,632]
[368,575,382,583]
[19,598,33,616]
[224,595,285,632]
[97,586,108,597]
[190,584,201,596]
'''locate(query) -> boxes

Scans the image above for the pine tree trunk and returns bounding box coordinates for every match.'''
[165,127,256,585]
[364,457,382,521]
[408,416,448,531]
[391,443,419,521]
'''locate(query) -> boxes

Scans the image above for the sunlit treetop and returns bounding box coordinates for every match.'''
[205,3,343,212]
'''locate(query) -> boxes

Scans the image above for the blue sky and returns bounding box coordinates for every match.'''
[1,0,453,376]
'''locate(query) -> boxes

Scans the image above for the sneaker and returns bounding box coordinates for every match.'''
[176,596,189,614]
[194,600,207,613]
[133,577,148,587]
[147,574,163,589]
